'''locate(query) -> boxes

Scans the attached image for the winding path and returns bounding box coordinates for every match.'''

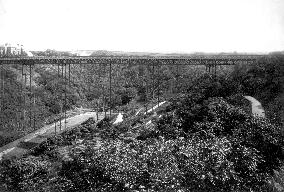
[0,110,106,160]
[244,96,265,118]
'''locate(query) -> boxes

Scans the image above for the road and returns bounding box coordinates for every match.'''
[244,96,265,117]
[0,110,107,160]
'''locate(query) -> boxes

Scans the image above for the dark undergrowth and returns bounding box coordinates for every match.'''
[0,73,283,192]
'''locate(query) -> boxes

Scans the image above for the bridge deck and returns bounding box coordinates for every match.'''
[0,55,265,65]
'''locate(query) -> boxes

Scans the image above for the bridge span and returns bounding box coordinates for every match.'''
[0,54,264,65]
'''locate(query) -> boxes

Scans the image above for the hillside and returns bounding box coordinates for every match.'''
[0,63,88,147]
[0,73,283,191]
[0,53,283,191]
[1,53,283,144]
[0,54,215,147]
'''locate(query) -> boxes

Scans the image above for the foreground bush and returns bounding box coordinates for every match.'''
[155,93,284,191]
[58,138,182,191]
[0,156,52,191]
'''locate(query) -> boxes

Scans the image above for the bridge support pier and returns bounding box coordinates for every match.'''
[0,62,3,129]
[205,60,218,78]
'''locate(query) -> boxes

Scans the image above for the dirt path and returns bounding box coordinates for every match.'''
[0,110,107,160]
[244,96,265,118]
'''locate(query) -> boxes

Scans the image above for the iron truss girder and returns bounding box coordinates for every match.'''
[0,55,264,65]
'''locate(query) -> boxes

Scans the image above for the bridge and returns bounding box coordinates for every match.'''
[0,54,262,65]
[0,55,264,134]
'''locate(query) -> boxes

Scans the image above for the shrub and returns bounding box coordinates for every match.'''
[0,156,52,191]
[59,140,126,191]
[155,112,183,139]
[164,94,284,191]
[30,135,69,158]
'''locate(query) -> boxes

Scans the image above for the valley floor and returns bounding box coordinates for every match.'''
[0,109,106,160]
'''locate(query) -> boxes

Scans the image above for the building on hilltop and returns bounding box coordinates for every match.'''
[0,46,5,56]
[0,43,27,57]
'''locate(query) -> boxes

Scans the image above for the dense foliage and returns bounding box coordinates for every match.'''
[232,54,284,126]
[1,71,283,191]
[0,64,84,147]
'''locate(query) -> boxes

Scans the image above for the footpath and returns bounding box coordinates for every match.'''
[244,96,265,117]
[0,110,107,160]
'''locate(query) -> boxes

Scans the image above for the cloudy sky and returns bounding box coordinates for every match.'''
[0,0,283,53]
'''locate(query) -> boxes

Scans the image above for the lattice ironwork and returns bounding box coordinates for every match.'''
[0,55,263,65]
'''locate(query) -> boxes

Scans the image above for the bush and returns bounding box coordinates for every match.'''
[59,140,126,191]
[57,138,184,191]
[0,156,52,191]
[226,93,251,114]
[164,94,284,191]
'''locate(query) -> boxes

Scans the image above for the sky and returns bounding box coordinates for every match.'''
[0,0,283,53]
